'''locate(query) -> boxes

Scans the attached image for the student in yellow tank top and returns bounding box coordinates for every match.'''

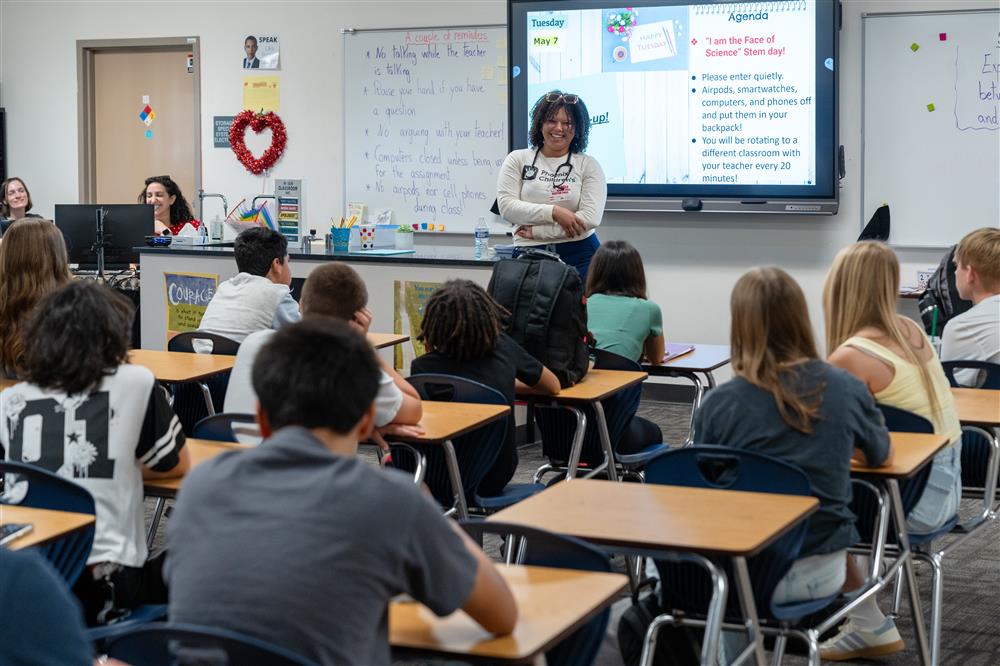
[819,241,962,661]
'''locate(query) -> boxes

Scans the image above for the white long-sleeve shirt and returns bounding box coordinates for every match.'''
[496,148,607,246]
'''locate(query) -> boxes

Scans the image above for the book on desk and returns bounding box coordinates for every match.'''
[662,343,696,363]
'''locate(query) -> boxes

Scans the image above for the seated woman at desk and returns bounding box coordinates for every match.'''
[139,175,200,236]
[0,219,71,378]
[0,176,43,238]
[693,267,892,660]
[822,241,961,660]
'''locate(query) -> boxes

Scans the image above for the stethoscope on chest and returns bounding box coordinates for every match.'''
[521,149,574,188]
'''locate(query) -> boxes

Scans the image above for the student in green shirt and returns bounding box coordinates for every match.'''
[585,240,664,453]
[586,240,665,364]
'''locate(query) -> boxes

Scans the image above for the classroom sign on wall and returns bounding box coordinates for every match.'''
[393,280,441,371]
[165,272,218,340]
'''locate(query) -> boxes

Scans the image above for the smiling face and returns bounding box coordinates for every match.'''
[541,107,574,156]
[245,38,258,59]
[145,182,176,223]
[4,179,29,214]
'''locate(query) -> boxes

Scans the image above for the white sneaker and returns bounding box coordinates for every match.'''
[819,618,905,661]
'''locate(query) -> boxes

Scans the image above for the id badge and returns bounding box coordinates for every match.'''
[521,165,538,180]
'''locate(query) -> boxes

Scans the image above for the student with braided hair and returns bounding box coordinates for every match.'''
[412,280,559,495]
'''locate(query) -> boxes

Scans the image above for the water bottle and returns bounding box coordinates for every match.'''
[474,216,490,260]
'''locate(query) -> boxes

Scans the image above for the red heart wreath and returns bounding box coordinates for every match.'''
[229,110,287,175]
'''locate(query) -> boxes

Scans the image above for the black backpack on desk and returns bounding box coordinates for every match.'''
[487,248,589,388]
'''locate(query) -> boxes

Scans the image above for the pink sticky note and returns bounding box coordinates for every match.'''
[939,33,947,41]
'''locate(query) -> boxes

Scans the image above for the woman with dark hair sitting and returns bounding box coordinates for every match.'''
[139,175,200,236]
[496,90,607,283]
[411,280,559,496]
[0,281,189,625]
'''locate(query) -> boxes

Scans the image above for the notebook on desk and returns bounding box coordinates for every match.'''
[662,343,696,363]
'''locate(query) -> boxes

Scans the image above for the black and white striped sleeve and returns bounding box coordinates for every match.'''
[136,384,185,471]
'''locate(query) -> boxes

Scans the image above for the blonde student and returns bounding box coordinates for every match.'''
[941,227,1000,387]
[821,241,962,661]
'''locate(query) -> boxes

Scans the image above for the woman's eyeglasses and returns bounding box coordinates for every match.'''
[545,92,579,104]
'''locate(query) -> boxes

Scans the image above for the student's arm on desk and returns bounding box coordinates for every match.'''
[451,522,518,635]
[515,365,560,395]
[379,357,422,424]
[138,384,191,480]
[644,334,666,367]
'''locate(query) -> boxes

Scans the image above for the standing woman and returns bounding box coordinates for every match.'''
[0,177,43,237]
[0,219,72,378]
[138,175,200,236]
[497,91,607,284]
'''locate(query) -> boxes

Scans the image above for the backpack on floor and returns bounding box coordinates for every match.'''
[618,588,701,666]
[487,248,589,388]
[917,245,973,336]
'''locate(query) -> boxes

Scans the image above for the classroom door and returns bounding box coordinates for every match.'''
[90,47,199,205]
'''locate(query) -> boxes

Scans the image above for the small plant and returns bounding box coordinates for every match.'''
[397,225,414,233]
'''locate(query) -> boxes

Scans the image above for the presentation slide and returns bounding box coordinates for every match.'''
[512,0,835,198]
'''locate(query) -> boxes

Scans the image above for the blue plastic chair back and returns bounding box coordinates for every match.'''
[105,622,318,666]
[879,404,934,514]
[192,413,257,442]
[960,428,992,491]
[941,360,1000,389]
[0,460,95,585]
[397,374,508,508]
[644,446,812,617]
[168,331,240,435]
[537,348,642,467]
[462,521,613,666]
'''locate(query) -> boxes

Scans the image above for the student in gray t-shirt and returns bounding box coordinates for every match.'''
[692,268,894,662]
[165,319,517,665]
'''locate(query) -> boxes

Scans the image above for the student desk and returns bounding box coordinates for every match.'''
[951,387,1000,427]
[368,332,410,349]
[390,564,627,664]
[487,478,818,665]
[143,438,248,547]
[129,349,236,416]
[846,431,951,666]
[643,343,731,444]
[387,401,510,520]
[0,505,95,551]
[516,369,648,482]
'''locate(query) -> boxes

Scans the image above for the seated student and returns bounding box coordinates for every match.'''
[224,263,422,429]
[941,227,1000,387]
[585,240,665,454]
[197,226,300,343]
[0,218,71,379]
[0,281,189,625]
[694,267,890,656]
[0,549,92,666]
[412,280,560,495]
[165,320,517,664]
[822,241,962,660]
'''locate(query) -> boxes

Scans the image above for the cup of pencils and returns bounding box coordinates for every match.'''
[331,215,357,252]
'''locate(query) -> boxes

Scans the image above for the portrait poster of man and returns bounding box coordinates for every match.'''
[243,34,280,70]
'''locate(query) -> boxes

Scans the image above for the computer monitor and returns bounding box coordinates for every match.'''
[54,204,152,268]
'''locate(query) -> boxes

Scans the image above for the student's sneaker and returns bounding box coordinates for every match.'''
[819,618,905,661]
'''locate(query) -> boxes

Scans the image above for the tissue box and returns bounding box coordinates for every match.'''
[374,224,398,248]
[172,235,210,246]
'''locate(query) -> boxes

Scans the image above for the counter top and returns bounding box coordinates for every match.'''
[138,243,499,267]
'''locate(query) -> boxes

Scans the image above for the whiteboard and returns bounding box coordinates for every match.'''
[862,10,1000,248]
[343,25,509,234]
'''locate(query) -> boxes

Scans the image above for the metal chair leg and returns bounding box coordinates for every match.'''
[197,381,216,416]
[564,406,587,480]
[593,401,619,482]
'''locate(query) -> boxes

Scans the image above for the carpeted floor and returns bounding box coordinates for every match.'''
[149,398,1000,665]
